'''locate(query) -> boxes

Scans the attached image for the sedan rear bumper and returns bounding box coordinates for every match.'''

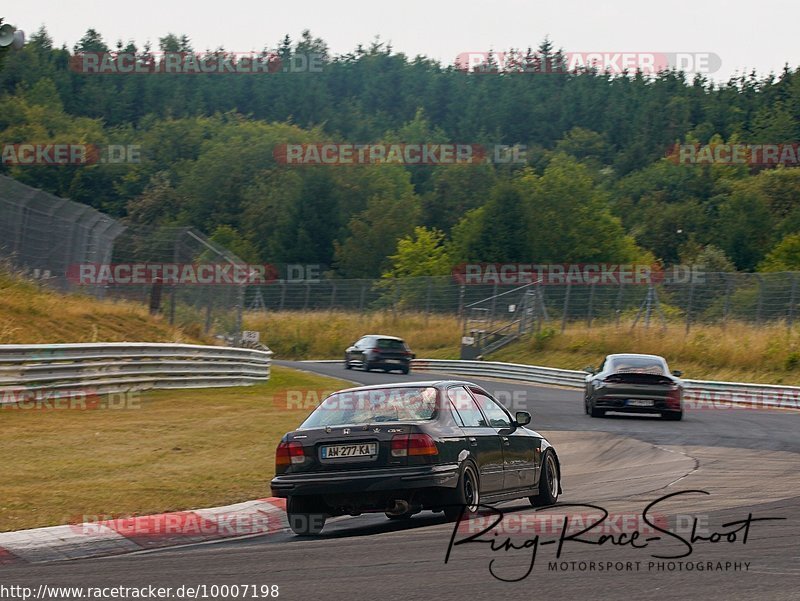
[594,397,681,414]
[270,464,460,497]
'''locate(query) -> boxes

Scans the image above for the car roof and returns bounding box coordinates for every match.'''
[361,334,405,340]
[332,380,477,394]
[606,353,666,361]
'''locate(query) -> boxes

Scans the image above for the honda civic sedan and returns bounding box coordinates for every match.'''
[270,381,562,535]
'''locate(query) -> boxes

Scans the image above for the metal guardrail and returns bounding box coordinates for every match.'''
[412,359,585,388]
[0,343,272,400]
[411,359,800,409]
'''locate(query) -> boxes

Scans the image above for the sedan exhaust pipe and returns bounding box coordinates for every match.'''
[385,499,411,516]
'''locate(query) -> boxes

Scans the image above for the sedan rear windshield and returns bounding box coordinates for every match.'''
[299,387,438,428]
[376,338,407,350]
[609,357,667,375]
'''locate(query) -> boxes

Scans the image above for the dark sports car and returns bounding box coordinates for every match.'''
[344,334,414,374]
[271,381,562,535]
[583,353,684,420]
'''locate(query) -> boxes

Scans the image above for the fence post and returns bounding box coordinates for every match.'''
[425,278,433,323]
[234,283,244,344]
[586,281,595,328]
[490,282,498,328]
[359,283,367,312]
[169,290,176,325]
[685,279,695,335]
[723,274,733,327]
[756,274,764,326]
[615,279,624,327]
[168,231,182,325]
[204,287,213,334]
[561,281,571,333]
[788,274,797,330]
[329,282,337,310]
[392,281,399,320]
[457,284,465,317]
[304,282,310,311]
[279,283,286,311]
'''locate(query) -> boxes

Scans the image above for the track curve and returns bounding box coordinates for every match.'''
[2,361,798,600]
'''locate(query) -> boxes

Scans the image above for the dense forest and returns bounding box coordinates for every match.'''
[1,26,800,277]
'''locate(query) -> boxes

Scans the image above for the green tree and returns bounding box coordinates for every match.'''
[759,234,800,271]
[383,227,451,278]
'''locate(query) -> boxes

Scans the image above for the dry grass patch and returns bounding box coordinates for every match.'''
[491,320,800,384]
[244,310,461,359]
[0,366,351,532]
[0,271,203,344]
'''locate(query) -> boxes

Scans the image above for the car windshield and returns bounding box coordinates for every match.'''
[376,338,406,350]
[609,357,667,375]
[299,387,439,428]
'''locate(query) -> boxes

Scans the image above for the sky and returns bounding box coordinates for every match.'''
[4,0,800,81]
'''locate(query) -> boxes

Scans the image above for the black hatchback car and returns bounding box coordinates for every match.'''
[584,353,684,420]
[271,381,562,535]
[344,334,413,374]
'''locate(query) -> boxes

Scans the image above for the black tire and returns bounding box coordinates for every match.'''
[344,356,352,370]
[444,462,480,522]
[530,450,559,507]
[286,496,327,536]
[364,361,372,372]
[589,402,605,418]
[584,396,590,415]
[662,411,683,421]
[401,366,410,375]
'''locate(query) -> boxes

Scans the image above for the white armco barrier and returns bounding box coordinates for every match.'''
[0,343,272,400]
[410,358,800,410]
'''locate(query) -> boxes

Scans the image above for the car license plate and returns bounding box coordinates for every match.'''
[387,359,402,364]
[627,399,654,407]
[321,443,378,459]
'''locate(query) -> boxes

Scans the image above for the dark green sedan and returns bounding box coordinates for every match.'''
[271,381,562,535]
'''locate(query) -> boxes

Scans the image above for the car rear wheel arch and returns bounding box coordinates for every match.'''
[444,459,480,521]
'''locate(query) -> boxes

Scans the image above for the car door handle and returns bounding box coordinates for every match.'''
[468,437,478,446]
[502,436,510,446]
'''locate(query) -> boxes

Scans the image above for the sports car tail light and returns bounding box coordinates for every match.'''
[276,441,305,466]
[666,387,682,409]
[391,434,438,457]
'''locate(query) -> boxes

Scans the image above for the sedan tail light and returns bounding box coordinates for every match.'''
[391,434,438,457]
[276,441,305,467]
[666,387,682,410]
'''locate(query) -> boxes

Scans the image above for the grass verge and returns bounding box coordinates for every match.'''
[0,270,204,344]
[0,366,352,532]
[244,310,461,359]
[489,321,800,384]
[246,310,800,384]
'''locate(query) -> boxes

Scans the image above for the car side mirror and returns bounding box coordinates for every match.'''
[515,411,531,427]
[672,370,683,377]
[583,366,595,374]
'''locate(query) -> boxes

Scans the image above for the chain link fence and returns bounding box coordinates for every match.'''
[245,272,800,333]
[2,175,800,339]
[0,175,246,338]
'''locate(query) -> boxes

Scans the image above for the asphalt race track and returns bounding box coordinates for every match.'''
[3,360,799,601]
